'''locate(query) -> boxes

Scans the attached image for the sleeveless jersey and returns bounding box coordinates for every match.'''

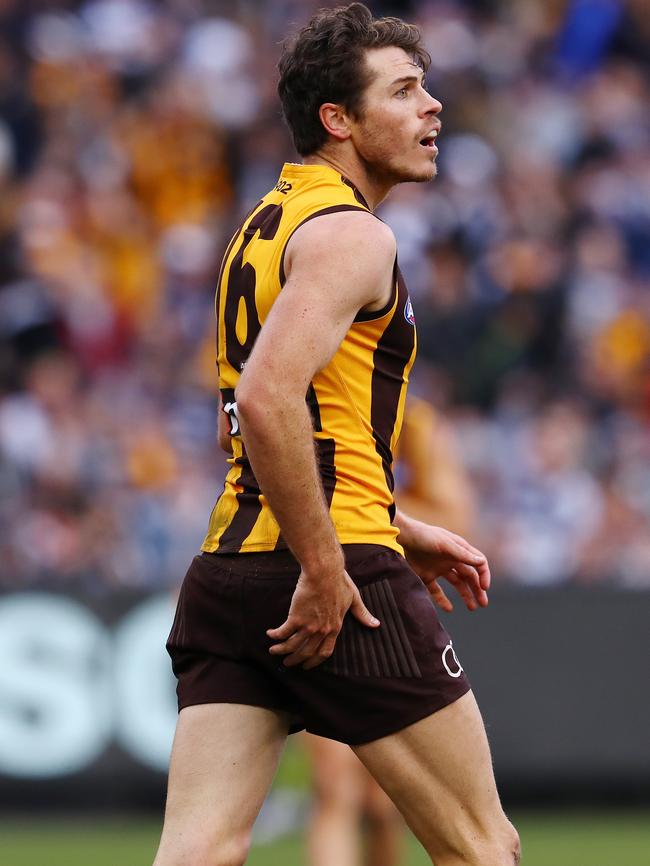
[201,163,417,555]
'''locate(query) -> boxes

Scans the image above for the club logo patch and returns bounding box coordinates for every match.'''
[442,641,463,678]
[404,297,415,325]
[223,401,240,436]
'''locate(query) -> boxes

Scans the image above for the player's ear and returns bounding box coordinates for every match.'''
[319,103,352,142]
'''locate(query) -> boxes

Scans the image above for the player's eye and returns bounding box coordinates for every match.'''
[395,87,408,98]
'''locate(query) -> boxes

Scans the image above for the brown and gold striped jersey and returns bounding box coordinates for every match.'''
[201,163,417,555]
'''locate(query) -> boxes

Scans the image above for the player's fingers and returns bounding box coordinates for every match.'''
[453,562,489,607]
[282,634,324,667]
[446,536,487,569]
[268,628,306,655]
[428,579,453,612]
[442,568,478,610]
[302,634,338,670]
[477,557,491,590]
[441,532,488,571]
[349,587,380,629]
[444,569,478,610]
[447,563,488,610]
[451,536,491,590]
[449,531,487,559]
[266,619,295,639]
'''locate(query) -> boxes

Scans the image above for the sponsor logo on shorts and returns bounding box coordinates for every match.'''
[404,297,415,325]
[442,641,463,678]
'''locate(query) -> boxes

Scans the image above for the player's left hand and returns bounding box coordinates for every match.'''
[401,523,490,613]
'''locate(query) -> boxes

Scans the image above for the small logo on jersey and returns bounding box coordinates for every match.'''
[223,401,240,437]
[442,641,463,678]
[404,297,415,325]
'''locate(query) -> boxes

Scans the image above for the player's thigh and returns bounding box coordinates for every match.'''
[157,703,289,859]
[353,691,518,864]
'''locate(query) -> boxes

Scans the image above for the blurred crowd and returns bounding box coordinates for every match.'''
[0,0,649,592]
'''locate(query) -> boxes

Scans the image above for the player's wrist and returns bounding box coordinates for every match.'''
[395,509,422,546]
[299,546,346,584]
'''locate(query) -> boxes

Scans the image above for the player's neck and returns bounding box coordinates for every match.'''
[302,151,391,211]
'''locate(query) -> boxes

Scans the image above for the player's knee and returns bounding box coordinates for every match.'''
[509,823,521,864]
[432,816,519,866]
[496,819,520,864]
[498,822,521,865]
[469,821,520,866]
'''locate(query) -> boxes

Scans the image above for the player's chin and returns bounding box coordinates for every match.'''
[407,163,438,183]
[409,151,438,179]
[423,163,438,181]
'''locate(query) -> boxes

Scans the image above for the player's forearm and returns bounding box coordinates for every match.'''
[236,390,344,577]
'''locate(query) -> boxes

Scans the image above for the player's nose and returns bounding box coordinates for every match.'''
[423,91,442,116]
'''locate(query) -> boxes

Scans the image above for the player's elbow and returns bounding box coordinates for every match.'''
[234,379,279,430]
[235,380,263,414]
[236,368,310,440]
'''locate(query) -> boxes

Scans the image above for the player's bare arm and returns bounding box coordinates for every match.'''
[235,210,396,669]
[394,509,490,612]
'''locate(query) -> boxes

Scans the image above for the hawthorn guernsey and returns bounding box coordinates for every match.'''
[203,163,416,556]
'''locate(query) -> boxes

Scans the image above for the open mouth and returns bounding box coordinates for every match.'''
[419,129,439,149]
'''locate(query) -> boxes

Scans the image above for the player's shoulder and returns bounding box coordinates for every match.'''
[287,208,396,265]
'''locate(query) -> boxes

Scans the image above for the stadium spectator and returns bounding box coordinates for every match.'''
[0,0,648,591]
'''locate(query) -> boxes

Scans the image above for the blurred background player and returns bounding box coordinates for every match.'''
[303,395,477,866]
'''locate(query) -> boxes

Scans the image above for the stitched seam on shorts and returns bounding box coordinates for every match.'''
[368,582,402,676]
[332,614,351,677]
[326,579,421,679]
[369,580,421,678]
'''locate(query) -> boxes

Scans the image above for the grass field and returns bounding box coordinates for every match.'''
[2,810,649,866]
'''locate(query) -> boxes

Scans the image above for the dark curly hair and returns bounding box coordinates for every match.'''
[278,3,430,156]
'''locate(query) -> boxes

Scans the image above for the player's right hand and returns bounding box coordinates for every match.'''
[266,570,380,670]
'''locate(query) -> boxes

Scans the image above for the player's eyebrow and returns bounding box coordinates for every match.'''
[389,73,425,88]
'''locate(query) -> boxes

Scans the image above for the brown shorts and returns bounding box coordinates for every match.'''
[166,544,470,745]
